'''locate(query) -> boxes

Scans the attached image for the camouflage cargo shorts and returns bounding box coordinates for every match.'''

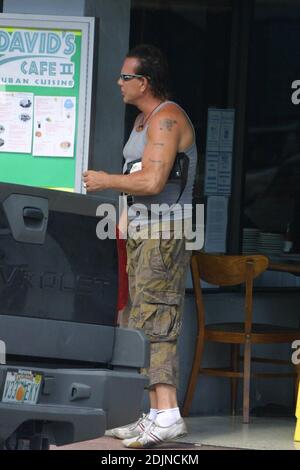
[125,229,191,389]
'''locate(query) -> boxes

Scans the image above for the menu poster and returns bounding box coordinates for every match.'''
[33,96,76,158]
[204,108,235,196]
[220,110,235,151]
[218,152,232,194]
[204,195,228,253]
[204,152,219,194]
[206,109,221,152]
[0,91,33,153]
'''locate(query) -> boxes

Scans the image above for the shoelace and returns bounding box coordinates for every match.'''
[138,421,162,444]
[134,413,149,430]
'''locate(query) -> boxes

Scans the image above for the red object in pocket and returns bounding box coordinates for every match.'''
[116,227,129,311]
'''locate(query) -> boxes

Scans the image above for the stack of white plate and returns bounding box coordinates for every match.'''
[257,232,283,255]
[242,228,260,254]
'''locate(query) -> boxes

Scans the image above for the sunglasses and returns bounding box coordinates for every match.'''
[119,73,144,81]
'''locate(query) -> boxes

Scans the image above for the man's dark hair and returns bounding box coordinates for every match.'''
[127,44,170,100]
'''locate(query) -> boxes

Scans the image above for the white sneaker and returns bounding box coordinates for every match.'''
[122,417,187,448]
[105,414,153,440]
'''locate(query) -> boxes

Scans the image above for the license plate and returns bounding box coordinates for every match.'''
[2,369,43,405]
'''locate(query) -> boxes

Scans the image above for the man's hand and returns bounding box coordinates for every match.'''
[82,170,109,192]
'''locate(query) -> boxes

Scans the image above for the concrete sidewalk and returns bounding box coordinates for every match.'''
[52,436,197,450]
[52,436,232,451]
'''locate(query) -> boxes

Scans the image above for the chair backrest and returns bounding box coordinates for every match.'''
[193,253,269,286]
[191,252,269,333]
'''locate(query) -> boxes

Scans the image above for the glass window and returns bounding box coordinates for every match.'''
[127,0,233,204]
[242,0,300,258]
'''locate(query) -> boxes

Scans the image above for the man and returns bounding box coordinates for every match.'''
[83,44,197,448]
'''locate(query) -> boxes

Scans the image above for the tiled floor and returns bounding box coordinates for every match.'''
[181,416,300,451]
[52,416,300,450]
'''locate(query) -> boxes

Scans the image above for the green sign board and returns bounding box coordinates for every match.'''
[0,15,94,193]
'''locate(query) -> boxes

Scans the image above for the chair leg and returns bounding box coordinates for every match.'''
[243,340,252,424]
[231,344,240,416]
[182,335,205,417]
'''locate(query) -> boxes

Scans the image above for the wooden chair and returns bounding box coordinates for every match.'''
[182,252,300,423]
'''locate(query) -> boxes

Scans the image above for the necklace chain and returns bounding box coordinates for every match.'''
[137,102,163,130]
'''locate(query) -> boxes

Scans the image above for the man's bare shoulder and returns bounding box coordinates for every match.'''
[151,102,189,127]
[149,104,182,132]
[149,103,194,151]
[156,102,184,118]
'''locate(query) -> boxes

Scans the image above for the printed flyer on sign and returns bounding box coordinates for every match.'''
[33,96,76,157]
[0,91,33,153]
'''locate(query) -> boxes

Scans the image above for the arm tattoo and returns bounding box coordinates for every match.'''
[150,159,163,164]
[153,142,165,147]
[159,119,177,132]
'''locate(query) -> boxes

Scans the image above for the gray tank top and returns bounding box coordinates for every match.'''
[123,101,197,224]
